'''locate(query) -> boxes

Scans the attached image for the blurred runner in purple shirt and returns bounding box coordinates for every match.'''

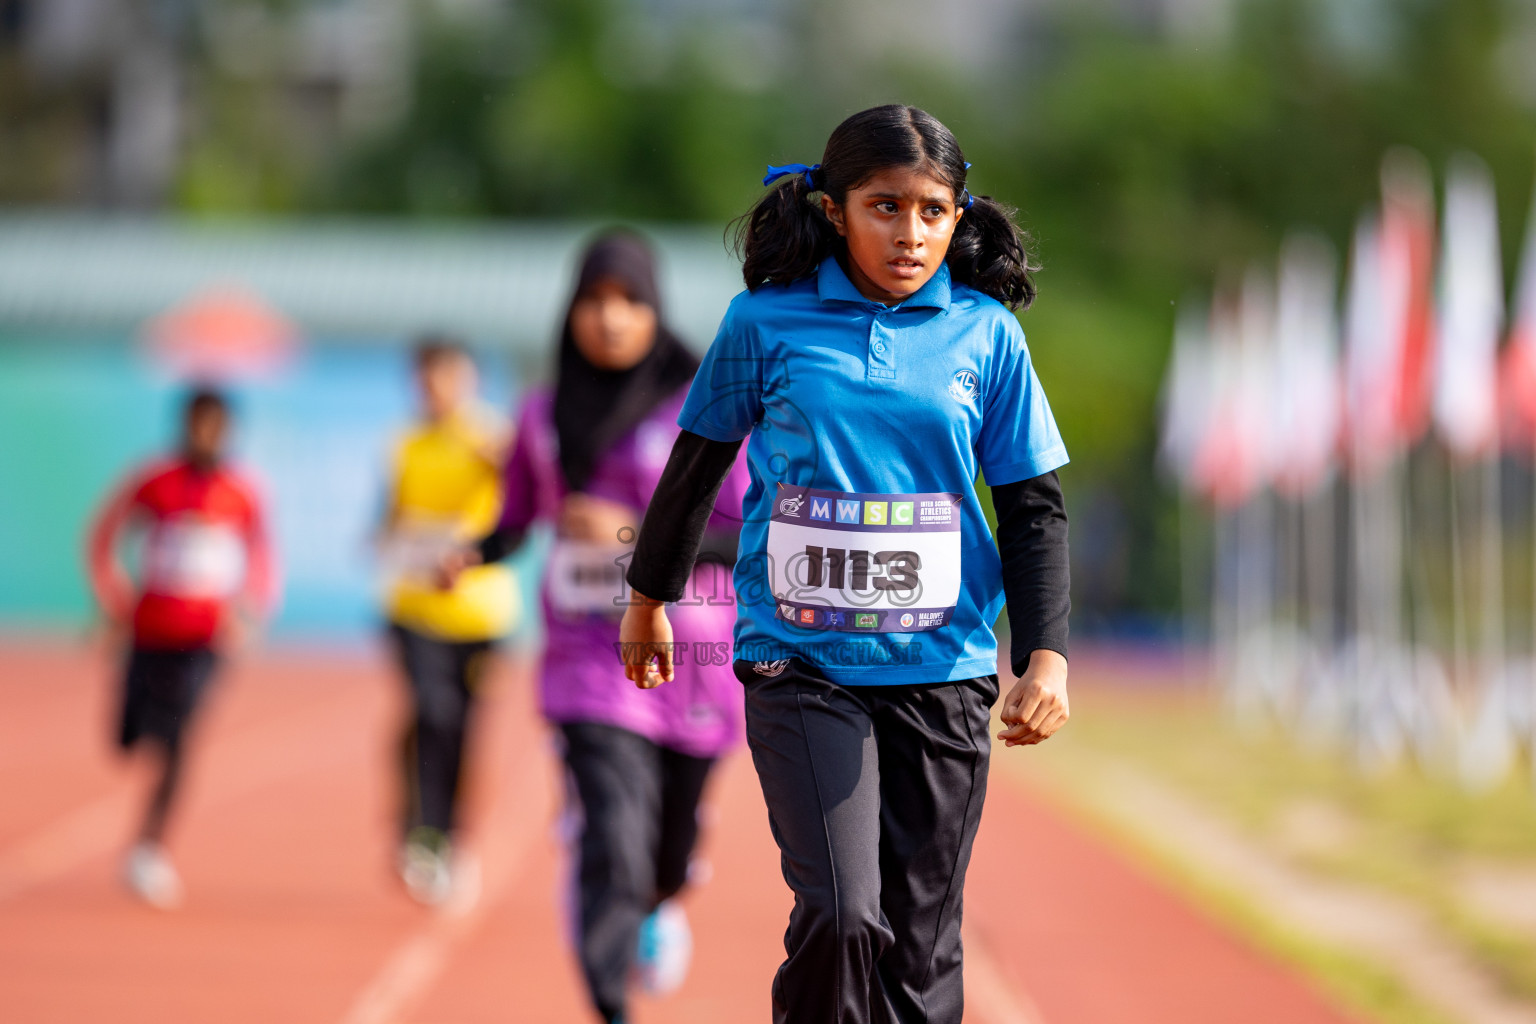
[444,231,746,1024]
[496,387,744,756]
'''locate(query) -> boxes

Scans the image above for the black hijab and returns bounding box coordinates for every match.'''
[552,232,700,492]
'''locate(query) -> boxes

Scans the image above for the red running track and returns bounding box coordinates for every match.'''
[0,641,1361,1023]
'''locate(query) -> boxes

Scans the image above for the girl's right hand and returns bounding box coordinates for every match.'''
[435,546,482,590]
[619,593,675,689]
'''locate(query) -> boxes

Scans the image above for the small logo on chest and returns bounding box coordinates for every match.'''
[948,369,979,403]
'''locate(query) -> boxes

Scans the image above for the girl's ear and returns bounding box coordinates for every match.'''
[820,194,847,237]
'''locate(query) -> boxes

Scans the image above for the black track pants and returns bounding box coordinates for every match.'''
[736,658,998,1024]
[560,721,715,1024]
[388,623,493,837]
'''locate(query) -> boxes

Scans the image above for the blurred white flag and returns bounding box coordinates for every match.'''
[1432,153,1503,459]
[1272,234,1341,496]
[1158,300,1215,489]
[1345,215,1388,466]
[1236,267,1279,495]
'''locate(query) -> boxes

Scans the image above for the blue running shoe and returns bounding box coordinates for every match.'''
[634,899,692,995]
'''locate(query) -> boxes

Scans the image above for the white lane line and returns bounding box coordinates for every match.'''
[0,689,375,906]
[337,826,536,1024]
[338,904,482,1024]
[0,792,136,902]
[337,725,549,1024]
[965,924,1049,1024]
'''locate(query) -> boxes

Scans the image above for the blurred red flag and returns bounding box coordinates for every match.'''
[1346,151,1436,475]
[142,285,299,380]
[1190,285,1270,508]
[1506,341,1536,438]
[1504,168,1536,442]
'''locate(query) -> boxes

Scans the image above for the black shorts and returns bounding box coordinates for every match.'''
[118,647,219,751]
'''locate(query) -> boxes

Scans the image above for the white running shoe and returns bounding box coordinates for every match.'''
[634,899,692,995]
[123,842,183,909]
[397,831,454,907]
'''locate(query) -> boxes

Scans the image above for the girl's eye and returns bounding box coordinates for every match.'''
[924,205,946,218]
[875,201,897,214]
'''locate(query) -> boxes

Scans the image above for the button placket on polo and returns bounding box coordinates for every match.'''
[867,308,898,382]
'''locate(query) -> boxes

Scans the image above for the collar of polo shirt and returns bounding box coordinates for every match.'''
[816,257,953,313]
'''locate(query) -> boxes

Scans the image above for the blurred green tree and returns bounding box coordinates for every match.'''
[6,0,1534,630]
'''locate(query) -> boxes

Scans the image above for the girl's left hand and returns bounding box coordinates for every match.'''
[998,649,1069,747]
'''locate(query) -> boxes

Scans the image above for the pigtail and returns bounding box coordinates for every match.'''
[733,178,838,291]
[946,195,1039,311]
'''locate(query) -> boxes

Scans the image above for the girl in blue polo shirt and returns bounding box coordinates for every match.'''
[620,104,1071,1024]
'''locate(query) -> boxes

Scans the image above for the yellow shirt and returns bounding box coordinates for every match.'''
[383,405,519,642]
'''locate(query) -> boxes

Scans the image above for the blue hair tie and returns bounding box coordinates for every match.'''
[763,163,820,190]
[960,161,975,209]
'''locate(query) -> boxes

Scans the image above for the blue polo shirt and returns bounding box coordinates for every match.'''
[678,256,1068,685]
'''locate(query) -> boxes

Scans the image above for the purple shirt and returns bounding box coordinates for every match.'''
[498,388,746,758]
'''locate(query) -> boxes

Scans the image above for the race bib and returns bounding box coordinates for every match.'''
[379,520,460,587]
[766,484,962,633]
[546,540,631,615]
[143,518,246,599]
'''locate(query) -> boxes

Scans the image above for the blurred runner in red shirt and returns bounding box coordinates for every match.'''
[86,387,277,908]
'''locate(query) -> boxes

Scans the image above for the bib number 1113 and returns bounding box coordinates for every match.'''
[800,546,920,592]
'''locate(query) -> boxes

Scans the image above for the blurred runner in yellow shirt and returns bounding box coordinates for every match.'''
[379,336,518,905]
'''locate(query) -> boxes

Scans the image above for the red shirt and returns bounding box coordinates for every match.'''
[87,458,276,650]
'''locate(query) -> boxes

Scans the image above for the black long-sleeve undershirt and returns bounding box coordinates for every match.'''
[991,471,1070,675]
[476,511,738,572]
[625,431,746,599]
[475,432,743,572]
[476,525,528,566]
[626,430,1070,676]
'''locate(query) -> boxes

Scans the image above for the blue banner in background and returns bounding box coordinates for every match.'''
[0,334,543,641]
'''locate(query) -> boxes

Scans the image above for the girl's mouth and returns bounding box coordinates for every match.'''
[887,257,925,278]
